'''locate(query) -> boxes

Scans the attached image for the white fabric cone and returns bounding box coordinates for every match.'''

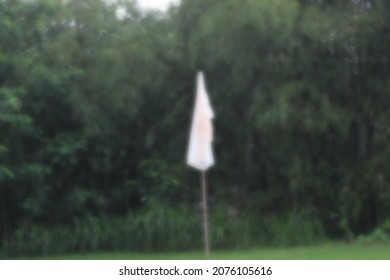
[187,72,215,171]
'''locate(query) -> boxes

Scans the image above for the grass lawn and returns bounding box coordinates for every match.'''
[13,242,389,260]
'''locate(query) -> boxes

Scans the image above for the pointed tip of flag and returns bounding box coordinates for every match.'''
[197,71,204,83]
[196,71,208,94]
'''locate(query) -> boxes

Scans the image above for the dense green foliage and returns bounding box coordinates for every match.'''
[1,0,389,256]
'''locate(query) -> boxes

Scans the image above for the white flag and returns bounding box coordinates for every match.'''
[187,72,215,171]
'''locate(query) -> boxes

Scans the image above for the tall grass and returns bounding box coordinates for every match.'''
[210,204,325,249]
[2,204,325,258]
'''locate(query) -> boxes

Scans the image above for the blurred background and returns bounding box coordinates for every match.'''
[0,0,390,257]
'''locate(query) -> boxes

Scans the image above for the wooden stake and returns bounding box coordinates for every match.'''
[201,171,210,259]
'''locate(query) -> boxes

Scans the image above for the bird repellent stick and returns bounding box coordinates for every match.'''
[201,171,210,259]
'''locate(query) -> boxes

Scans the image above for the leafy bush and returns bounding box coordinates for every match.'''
[357,228,390,244]
[381,219,390,235]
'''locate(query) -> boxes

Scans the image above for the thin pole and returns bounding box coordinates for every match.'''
[1,190,8,253]
[201,171,210,259]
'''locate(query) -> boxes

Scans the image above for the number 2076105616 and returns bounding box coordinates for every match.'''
[212,267,272,276]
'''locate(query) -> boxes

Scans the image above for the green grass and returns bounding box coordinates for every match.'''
[11,242,390,260]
